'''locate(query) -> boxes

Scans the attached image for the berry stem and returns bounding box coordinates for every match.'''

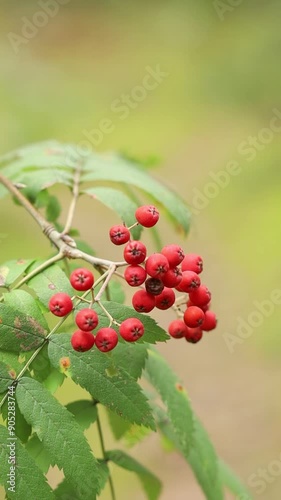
[96,407,116,500]
[95,265,116,302]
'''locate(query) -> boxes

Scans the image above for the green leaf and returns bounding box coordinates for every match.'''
[123,424,152,448]
[4,290,49,332]
[43,368,65,394]
[0,424,55,499]
[83,187,142,239]
[145,348,194,454]
[153,404,224,500]
[219,460,252,499]
[106,449,162,500]
[94,279,125,304]
[82,153,190,234]
[1,399,32,443]
[25,434,54,474]
[106,409,132,440]
[48,334,155,429]
[0,361,14,392]
[27,264,73,307]
[16,377,102,499]
[66,400,97,430]
[29,343,51,382]
[54,461,109,499]
[111,342,148,380]
[95,301,169,344]
[0,350,22,376]
[0,302,47,353]
[46,196,62,222]
[16,169,73,196]
[0,259,34,287]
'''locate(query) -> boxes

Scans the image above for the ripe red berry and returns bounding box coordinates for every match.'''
[119,318,144,342]
[187,299,210,312]
[155,288,176,310]
[49,293,73,317]
[185,327,203,344]
[183,306,205,328]
[124,265,147,287]
[124,240,147,264]
[168,319,188,339]
[135,205,159,228]
[109,225,130,245]
[162,267,182,288]
[95,327,118,352]
[145,277,164,296]
[75,308,99,331]
[161,244,184,267]
[70,268,94,291]
[132,290,155,313]
[201,311,217,331]
[71,330,95,352]
[189,285,211,307]
[181,253,203,274]
[176,271,201,293]
[145,253,169,278]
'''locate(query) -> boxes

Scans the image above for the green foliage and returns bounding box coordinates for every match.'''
[48,334,155,429]
[16,377,103,499]
[83,187,142,239]
[0,424,55,500]
[106,449,162,500]
[0,302,47,353]
[0,259,34,288]
[27,264,73,308]
[66,400,98,430]
[145,348,194,454]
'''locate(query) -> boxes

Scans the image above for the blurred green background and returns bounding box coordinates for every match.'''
[0,0,281,498]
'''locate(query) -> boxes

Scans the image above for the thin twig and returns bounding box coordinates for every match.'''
[96,408,116,500]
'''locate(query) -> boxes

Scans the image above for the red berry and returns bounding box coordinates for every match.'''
[161,244,184,267]
[189,285,211,307]
[168,319,188,339]
[145,253,169,278]
[119,318,144,342]
[145,278,164,296]
[187,299,210,312]
[181,254,203,274]
[124,240,147,264]
[75,308,99,331]
[132,290,155,313]
[71,330,95,352]
[183,306,205,328]
[185,327,203,344]
[95,327,118,352]
[135,205,159,228]
[202,311,217,331]
[176,271,201,293]
[155,288,175,310]
[109,225,130,245]
[162,267,182,288]
[49,293,73,317]
[70,268,94,291]
[124,265,147,287]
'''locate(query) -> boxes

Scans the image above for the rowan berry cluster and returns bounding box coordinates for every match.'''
[48,204,217,352]
[109,204,217,344]
[48,267,145,353]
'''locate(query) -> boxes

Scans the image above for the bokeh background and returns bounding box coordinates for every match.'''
[0,1,281,498]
